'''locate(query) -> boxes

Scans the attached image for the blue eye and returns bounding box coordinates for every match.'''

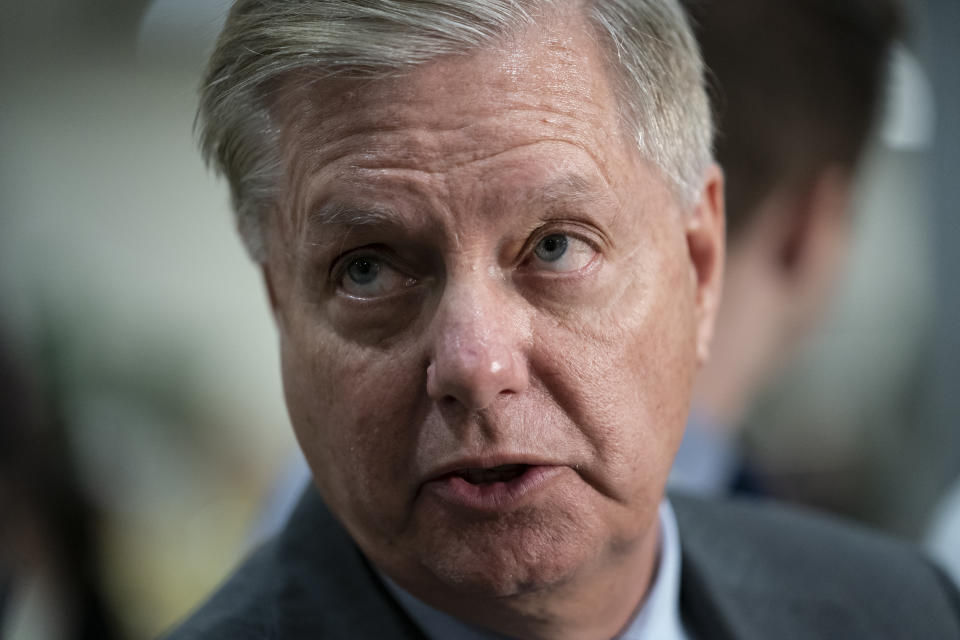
[534,234,568,262]
[346,257,380,285]
[525,233,597,273]
[338,254,414,298]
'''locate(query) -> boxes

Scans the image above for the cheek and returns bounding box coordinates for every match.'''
[621,248,699,450]
[531,240,698,498]
[279,324,427,525]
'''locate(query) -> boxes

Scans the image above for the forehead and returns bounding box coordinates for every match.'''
[276,14,628,159]
[266,11,672,239]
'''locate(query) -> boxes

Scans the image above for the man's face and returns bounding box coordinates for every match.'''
[263,15,722,601]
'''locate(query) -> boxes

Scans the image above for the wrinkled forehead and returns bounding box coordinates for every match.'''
[266,10,635,184]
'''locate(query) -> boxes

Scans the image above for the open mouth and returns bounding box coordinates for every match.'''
[452,464,530,485]
[423,463,563,510]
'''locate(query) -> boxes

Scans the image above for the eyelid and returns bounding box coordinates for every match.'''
[531,219,602,249]
[521,223,602,266]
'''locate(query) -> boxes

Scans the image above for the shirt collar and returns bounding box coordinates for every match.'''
[380,499,689,640]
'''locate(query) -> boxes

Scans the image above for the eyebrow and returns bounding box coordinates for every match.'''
[307,201,403,228]
[537,173,598,204]
[303,172,610,235]
[517,172,613,214]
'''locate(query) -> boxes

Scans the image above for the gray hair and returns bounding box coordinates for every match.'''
[198,0,713,262]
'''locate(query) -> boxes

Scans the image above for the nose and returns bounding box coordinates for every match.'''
[426,280,530,411]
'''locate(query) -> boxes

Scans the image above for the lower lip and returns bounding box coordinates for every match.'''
[421,466,566,513]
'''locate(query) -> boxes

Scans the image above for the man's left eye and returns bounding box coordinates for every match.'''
[527,233,596,272]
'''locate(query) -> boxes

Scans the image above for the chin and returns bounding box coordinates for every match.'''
[414,506,602,598]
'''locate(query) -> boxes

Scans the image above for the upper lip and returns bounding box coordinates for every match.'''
[424,455,563,483]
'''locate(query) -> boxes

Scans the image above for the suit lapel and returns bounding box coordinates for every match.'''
[272,487,427,639]
[672,494,869,640]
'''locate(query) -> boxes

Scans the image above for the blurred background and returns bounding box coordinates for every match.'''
[0,0,957,637]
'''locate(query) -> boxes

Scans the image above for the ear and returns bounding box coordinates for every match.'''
[686,163,726,366]
[253,209,286,327]
[262,262,279,309]
[260,261,286,330]
[777,167,853,276]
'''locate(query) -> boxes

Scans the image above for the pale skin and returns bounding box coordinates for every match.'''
[261,12,724,640]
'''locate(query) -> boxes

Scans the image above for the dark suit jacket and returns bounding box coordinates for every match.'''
[164,488,960,639]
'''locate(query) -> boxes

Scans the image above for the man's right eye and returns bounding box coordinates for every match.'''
[346,257,380,285]
[338,255,414,298]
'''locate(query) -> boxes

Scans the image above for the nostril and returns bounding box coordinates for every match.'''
[426,354,522,410]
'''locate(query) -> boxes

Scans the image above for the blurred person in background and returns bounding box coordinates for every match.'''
[165,0,960,638]
[0,337,121,640]
[670,0,904,494]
